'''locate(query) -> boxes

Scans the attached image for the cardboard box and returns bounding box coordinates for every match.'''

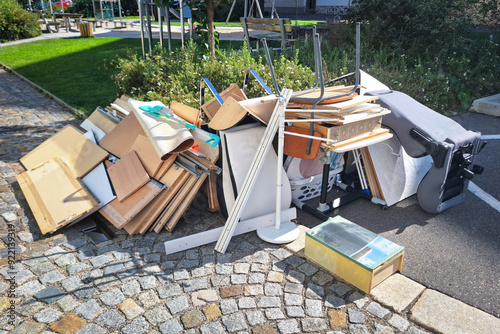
[305,216,404,294]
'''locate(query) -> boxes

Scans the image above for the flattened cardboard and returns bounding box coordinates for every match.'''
[98,180,163,228]
[20,125,109,178]
[107,150,150,202]
[131,134,164,177]
[16,158,100,235]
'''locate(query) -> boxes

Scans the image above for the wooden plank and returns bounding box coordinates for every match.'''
[16,158,99,235]
[201,83,247,120]
[88,108,119,134]
[246,17,291,25]
[360,147,384,200]
[113,97,134,114]
[326,131,393,153]
[239,95,278,125]
[170,101,200,125]
[207,172,220,212]
[153,153,177,180]
[153,175,197,233]
[131,134,163,177]
[98,180,163,228]
[246,24,292,32]
[107,150,150,202]
[208,97,249,131]
[165,173,208,232]
[20,125,109,178]
[99,113,146,158]
[164,208,296,254]
[123,168,189,235]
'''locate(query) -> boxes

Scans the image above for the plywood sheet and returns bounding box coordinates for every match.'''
[107,150,149,202]
[153,153,177,180]
[165,173,208,232]
[170,101,200,125]
[20,125,109,178]
[88,109,119,134]
[131,134,163,177]
[367,135,432,206]
[16,158,99,235]
[201,83,247,120]
[208,97,249,131]
[99,112,145,159]
[129,99,194,158]
[98,180,163,228]
[155,174,198,232]
[122,169,188,235]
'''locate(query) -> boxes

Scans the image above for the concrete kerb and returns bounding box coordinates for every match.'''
[284,223,500,334]
[0,63,85,119]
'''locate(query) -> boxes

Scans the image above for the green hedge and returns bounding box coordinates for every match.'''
[0,0,41,43]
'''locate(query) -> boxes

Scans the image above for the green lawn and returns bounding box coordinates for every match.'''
[0,37,244,115]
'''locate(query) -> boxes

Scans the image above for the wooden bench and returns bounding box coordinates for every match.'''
[34,10,61,33]
[240,17,294,52]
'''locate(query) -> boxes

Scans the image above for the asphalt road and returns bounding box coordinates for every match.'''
[297,112,500,317]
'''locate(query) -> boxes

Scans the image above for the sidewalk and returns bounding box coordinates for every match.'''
[1,69,499,334]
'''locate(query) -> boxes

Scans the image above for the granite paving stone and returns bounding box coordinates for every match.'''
[121,280,141,297]
[183,278,208,292]
[55,253,77,267]
[138,289,161,308]
[157,283,182,299]
[284,293,303,306]
[220,298,238,314]
[10,321,45,334]
[57,295,80,312]
[34,308,63,323]
[305,299,323,317]
[200,321,226,334]
[16,298,44,316]
[50,313,86,334]
[34,286,66,303]
[265,283,283,296]
[159,318,183,334]
[119,299,144,320]
[222,313,248,332]
[301,318,328,332]
[75,300,102,320]
[144,306,172,325]
[17,280,45,297]
[66,263,90,276]
[348,308,365,324]
[166,296,189,314]
[75,324,107,334]
[97,309,126,327]
[349,324,370,334]
[278,319,300,334]
[203,303,222,320]
[265,308,286,319]
[99,288,125,306]
[367,301,391,318]
[286,306,305,318]
[40,270,66,285]
[388,314,410,331]
[121,316,149,334]
[181,310,205,328]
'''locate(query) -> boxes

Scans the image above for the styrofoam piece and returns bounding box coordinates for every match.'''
[82,162,116,208]
[81,119,107,143]
[257,221,300,244]
[224,125,292,221]
[164,208,296,254]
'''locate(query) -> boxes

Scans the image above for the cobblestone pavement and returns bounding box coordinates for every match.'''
[0,68,433,334]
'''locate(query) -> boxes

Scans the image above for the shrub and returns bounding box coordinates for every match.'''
[112,42,316,109]
[0,0,42,42]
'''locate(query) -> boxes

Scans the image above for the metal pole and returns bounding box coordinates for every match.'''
[146,2,153,52]
[158,6,163,47]
[244,0,248,18]
[180,0,185,48]
[271,0,276,19]
[226,0,237,24]
[166,4,172,52]
[138,0,145,58]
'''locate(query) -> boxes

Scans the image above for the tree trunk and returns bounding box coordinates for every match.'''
[207,0,215,58]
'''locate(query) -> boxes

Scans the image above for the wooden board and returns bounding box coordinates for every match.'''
[324,130,394,154]
[239,95,278,125]
[122,168,189,235]
[292,91,358,105]
[107,150,150,202]
[98,180,163,228]
[131,134,163,177]
[153,174,196,233]
[88,108,119,134]
[99,112,146,159]
[16,158,99,235]
[288,95,379,111]
[164,173,208,232]
[153,153,177,180]
[20,125,109,178]
[201,83,247,120]
[113,97,134,114]
[170,101,201,125]
[207,172,220,212]
[208,96,249,131]
[360,147,384,200]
